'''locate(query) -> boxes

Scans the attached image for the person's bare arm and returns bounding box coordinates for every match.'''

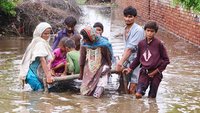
[102,47,112,68]
[116,48,132,71]
[40,57,53,83]
[79,46,86,79]
[49,55,55,69]
[62,64,67,76]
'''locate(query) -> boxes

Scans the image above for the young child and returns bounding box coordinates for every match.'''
[123,20,170,98]
[50,37,68,76]
[65,39,80,74]
[93,22,108,40]
[70,34,81,51]
[93,22,104,36]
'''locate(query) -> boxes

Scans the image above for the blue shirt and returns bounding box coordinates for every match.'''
[124,23,145,62]
[52,29,78,50]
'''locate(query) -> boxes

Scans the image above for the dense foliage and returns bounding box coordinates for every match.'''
[0,0,19,16]
[173,0,200,13]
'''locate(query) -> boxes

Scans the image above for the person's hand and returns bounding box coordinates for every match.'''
[122,68,132,75]
[46,76,53,83]
[148,69,159,78]
[61,72,67,76]
[115,61,123,72]
[61,73,66,77]
[50,70,56,76]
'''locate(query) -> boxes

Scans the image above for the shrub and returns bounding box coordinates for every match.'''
[0,0,19,16]
[173,0,200,13]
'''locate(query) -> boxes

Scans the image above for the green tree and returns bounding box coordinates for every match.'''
[173,0,200,13]
[0,0,19,16]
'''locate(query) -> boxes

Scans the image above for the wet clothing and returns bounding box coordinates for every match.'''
[82,37,113,59]
[80,46,112,97]
[130,38,170,97]
[26,57,43,91]
[51,48,66,73]
[137,69,163,98]
[79,35,113,97]
[123,23,144,83]
[67,50,80,74]
[19,22,53,91]
[52,29,78,50]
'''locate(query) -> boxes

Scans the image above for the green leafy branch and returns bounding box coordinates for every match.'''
[173,0,200,13]
[0,0,19,16]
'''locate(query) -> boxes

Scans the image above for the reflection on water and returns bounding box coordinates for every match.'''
[0,5,200,113]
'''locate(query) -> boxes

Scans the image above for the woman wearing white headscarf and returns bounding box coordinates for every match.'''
[19,22,53,91]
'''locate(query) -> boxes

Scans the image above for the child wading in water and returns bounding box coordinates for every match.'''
[123,20,170,98]
[50,38,68,76]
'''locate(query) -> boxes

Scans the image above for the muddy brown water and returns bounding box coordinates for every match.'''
[0,5,199,113]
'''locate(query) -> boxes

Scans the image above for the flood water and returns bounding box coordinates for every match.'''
[0,5,200,113]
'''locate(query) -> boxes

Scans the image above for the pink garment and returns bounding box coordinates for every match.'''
[51,48,66,73]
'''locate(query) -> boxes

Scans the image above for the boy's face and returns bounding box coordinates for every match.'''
[124,15,135,25]
[95,27,103,36]
[65,25,75,33]
[145,28,156,40]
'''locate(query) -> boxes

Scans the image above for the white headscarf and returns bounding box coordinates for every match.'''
[19,22,53,80]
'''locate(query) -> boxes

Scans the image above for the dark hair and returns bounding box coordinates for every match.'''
[58,37,68,47]
[71,34,81,50]
[144,20,159,33]
[80,29,89,40]
[93,22,104,31]
[65,39,76,48]
[123,6,137,17]
[64,16,77,27]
